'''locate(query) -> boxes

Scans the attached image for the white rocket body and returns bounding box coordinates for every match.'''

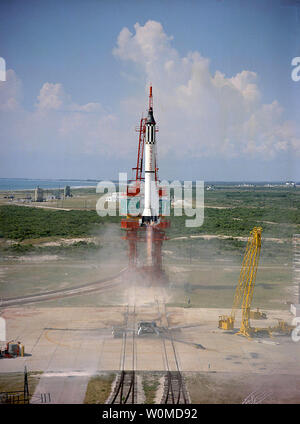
[142,103,159,224]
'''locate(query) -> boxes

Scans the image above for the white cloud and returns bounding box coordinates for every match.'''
[0,69,22,111]
[113,21,175,66]
[114,20,300,158]
[36,82,67,111]
[1,20,299,173]
[36,82,102,113]
[0,71,130,157]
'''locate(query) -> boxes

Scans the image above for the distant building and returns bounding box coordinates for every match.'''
[34,186,43,202]
[53,191,61,200]
[46,194,56,201]
[64,185,71,198]
[285,181,296,188]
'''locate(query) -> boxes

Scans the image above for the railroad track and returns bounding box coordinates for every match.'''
[156,301,189,404]
[109,304,137,404]
[0,269,126,307]
[162,371,188,404]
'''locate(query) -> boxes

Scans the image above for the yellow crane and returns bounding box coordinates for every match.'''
[218,226,266,338]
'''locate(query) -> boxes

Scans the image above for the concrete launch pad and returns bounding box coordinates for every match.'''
[1,305,299,375]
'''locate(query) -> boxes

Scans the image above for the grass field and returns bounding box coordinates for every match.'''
[142,373,160,404]
[0,260,126,299]
[186,372,300,404]
[0,371,42,402]
[0,184,298,311]
[165,262,292,310]
[84,374,115,404]
[1,185,299,243]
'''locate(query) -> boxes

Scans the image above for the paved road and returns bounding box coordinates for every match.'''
[32,372,90,404]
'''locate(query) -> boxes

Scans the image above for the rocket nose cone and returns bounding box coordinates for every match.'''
[146,107,156,125]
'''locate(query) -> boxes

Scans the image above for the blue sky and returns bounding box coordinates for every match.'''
[0,0,299,180]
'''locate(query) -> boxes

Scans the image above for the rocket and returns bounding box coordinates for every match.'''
[142,86,160,225]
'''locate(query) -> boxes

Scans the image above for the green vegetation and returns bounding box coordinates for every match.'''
[0,185,296,312]
[165,237,292,265]
[0,259,126,300]
[165,236,293,310]
[204,185,300,209]
[186,372,300,404]
[142,374,160,404]
[84,374,115,404]
[1,241,100,256]
[169,205,299,238]
[0,205,119,240]
[0,187,299,246]
[166,262,292,310]
[0,372,42,402]
[167,186,300,238]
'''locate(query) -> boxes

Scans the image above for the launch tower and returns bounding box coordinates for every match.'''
[121,86,170,281]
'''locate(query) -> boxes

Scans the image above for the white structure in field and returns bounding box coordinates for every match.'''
[34,186,44,202]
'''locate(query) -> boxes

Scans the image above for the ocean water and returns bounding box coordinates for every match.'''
[0,178,99,191]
